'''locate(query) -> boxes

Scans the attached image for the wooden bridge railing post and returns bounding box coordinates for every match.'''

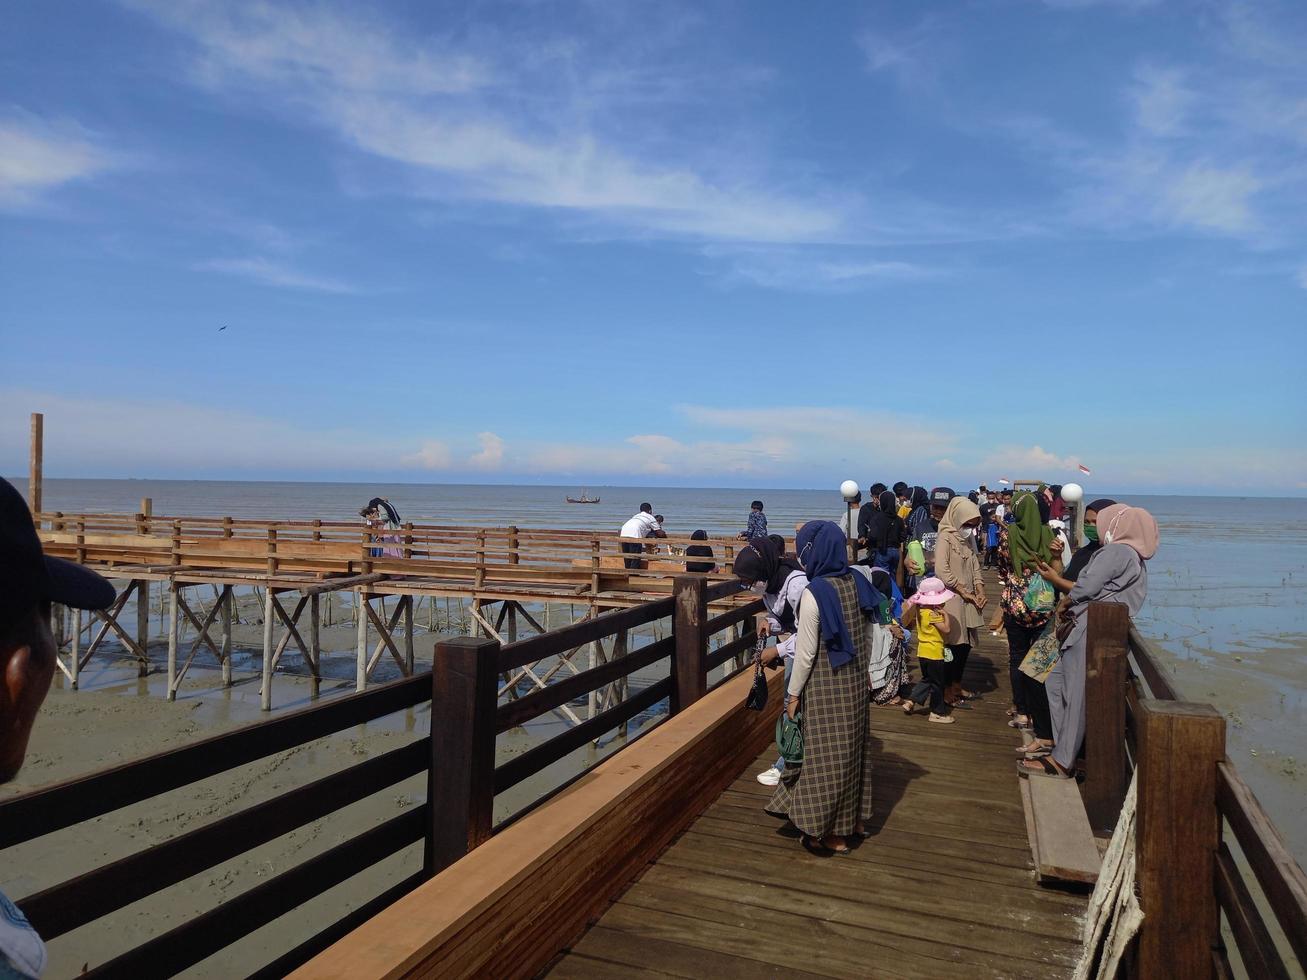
[672,576,708,713]
[426,635,500,877]
[1083,601,1130,832]
[1134,699,1225,980]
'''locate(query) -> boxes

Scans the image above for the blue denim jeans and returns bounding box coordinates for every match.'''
[870,547,899,578]
[774,655,794,772]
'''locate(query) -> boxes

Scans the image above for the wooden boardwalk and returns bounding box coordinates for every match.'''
[548,605,1090,979]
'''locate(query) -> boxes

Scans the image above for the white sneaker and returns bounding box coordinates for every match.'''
[756,766,781,786]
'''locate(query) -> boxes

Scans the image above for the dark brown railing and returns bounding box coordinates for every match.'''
[1082,603,1306,979]
[0,576,757,978]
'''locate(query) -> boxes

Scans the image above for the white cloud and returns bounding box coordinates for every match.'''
[468,432,505,470]
[978,445,1080,478]
[403,440,453,469]
[128,0,844,244]
[1131,65,1192,137]
[0,114,115,208]
[1161,165,1262,235]
[195,257,357,293]
[708,246,940,292]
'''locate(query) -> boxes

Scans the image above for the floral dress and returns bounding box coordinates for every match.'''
[995,525,1051,630]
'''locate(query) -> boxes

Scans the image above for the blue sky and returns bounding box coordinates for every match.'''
[2,0,1305,494]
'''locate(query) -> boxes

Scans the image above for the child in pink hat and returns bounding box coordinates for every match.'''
[902,578,959,724]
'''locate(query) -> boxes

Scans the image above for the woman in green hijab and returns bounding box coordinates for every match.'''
[1006,492,1053,576]
[996,491,1056,730]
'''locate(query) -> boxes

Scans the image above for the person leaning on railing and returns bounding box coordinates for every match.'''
[0,478,116,979]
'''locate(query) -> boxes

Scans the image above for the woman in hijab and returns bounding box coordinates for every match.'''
[996,492,1055,729]
[858,565,909,706]
[1022,504,1159,778]
[901,486,934,592]
[733,536,808,787]
[360,497,404,558]
[934,496,987,704]
[1013,499,1118,757]
[862,489,904,576]
[765,522,882,855]
[684,529,716,573]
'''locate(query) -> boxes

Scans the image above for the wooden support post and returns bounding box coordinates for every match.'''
[28,412,42,515]
[404,595,414,675]
[70,607,81,690]
[220,585,233,688]
[672,576,708,713]
[426,636,500,877]
[507,527,519,644]
[355,591,368,692]
[266,528,278,577]
[261,587,275,711]
[136,578,150,676]
[140,497,152,535]
[166,581,179,700]
[1083,601,1131,832]
[1135,699,1225,980]
[309,593,321,699]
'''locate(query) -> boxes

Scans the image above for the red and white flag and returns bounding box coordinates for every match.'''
[998,477,1010,485]
[1077,463,1092,475]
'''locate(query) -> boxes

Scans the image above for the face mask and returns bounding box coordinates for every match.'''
[963,527,976,542]
[1083,525,1099,543]
[749,581,767,595]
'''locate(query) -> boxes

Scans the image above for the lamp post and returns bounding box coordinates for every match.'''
[840,480,860,562]
[1061,482,1084,552]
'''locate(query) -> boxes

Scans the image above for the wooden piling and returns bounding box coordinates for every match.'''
[28,412,42,515]
[220,585,233,688]
[355,591,368,692]
[166,581,179,701]
[1135,699,1225,979]
[309,593,321,699]
[261,587,275,711]
[70,607,81,690]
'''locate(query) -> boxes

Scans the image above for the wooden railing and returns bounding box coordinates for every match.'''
[32,511,753,594]
[0,577,758,978]
[1082,603,1306,979]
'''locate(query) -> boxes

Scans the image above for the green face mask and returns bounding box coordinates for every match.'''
[1084,525,1099,543]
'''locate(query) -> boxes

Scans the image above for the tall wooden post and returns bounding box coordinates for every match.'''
[426,636,500,876]
[672,576,708,713]
[70,607,81,690]
[403,595,414,675]
[1135,699,1225,979]
[507,527,519,643]
[309,593,321,698]
[28,412,42,516]
[166,581,179,700]
[220,585,233,688]
[139,497,152,535]
[261,587,275,710]
[355,590,368,692]
[136,579,151,677]
[1083,601,1131,832]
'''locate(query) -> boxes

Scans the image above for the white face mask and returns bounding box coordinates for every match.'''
[749,581,767,595]
[963,527,976,542]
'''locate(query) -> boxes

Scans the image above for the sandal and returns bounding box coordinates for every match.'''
[801,835,844,857]
[902,702,915,716]
[1006,716,1031,729]
[1017,757,1072,779]
[1014,740,1053,755]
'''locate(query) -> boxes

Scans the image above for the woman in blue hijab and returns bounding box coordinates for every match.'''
[765,521,882,856]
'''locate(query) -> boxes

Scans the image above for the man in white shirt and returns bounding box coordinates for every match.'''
[619,503,660,569]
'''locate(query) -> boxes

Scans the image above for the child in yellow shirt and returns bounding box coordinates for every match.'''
[901,577,958,724]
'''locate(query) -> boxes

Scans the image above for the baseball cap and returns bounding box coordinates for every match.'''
[929,487,955,508]
[1,477,115,621]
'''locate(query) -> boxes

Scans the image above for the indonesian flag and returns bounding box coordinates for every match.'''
[1077,464,1092,475]
[998,477,1010,485]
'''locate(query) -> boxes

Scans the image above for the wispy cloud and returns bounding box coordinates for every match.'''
[0,113,116,208]
[127,0,845,244]
[710,246,942,292]
[194,256,358,293]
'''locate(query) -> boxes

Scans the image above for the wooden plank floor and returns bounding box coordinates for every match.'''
[547,577,1089,979]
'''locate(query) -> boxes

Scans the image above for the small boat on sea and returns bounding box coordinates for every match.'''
[566,489,601,504]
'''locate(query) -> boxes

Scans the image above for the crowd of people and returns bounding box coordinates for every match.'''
[729,479,1160,856]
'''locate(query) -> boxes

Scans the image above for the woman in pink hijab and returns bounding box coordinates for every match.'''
[1020,504,1159,778]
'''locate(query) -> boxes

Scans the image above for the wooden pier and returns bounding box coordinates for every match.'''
[4,535,1305,977]
[33,509,754,712]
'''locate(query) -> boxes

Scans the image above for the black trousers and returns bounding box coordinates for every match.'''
[915,657,951,715]
[1004,618,1044,716]
[1022,673,1053,741]
[621,541,643,569]
[948,643,971,688]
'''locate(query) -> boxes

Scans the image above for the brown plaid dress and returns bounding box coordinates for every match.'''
[766,574,875,837]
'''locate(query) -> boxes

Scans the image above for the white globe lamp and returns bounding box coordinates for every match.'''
[1061,483,1084,504]
[840,480,860,502]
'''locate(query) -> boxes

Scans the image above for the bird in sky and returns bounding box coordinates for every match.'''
[218,325,227,331]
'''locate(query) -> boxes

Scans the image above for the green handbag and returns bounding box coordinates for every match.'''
[776,708,804,767]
